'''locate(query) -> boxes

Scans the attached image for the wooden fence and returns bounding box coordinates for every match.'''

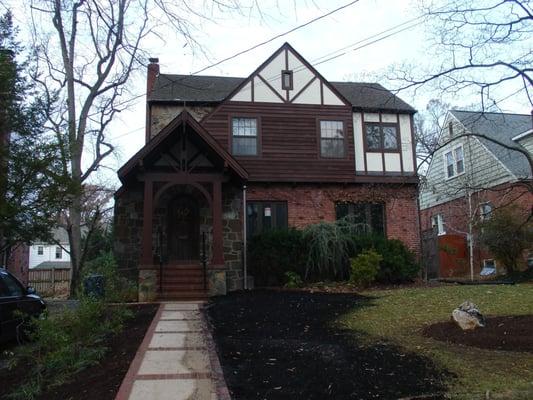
[28,268,71,298]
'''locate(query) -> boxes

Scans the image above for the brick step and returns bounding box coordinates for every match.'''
[161,278,205,285]
[161,268,204,274]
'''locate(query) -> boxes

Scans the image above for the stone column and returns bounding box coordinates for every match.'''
[211,180,224,267]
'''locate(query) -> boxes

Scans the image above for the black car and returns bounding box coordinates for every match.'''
[0,268,46,344]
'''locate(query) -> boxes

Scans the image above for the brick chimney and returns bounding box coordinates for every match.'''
[146,57,159,96]
[145,57,159,143]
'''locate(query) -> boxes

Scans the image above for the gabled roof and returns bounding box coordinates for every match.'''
[450,110,532,178]
[118,111,248,181]
[148,43,415,114]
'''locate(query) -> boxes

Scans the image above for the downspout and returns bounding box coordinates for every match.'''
[242,185,247,290]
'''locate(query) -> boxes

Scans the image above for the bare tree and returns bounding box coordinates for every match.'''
[27,0,250,295]
[414,99,449,173]
[394,0,532,109]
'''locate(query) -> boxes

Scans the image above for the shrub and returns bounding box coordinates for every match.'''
[350,249,382,286]
[82,251,137,302]
[302,220,355,281]
[8,298,132,399]
[480,206,533,273]
[284,271,303,288]
[248,228,307,286]
[349,235,419,283]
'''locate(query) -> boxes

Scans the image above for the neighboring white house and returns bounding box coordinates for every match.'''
[29,227,71,269]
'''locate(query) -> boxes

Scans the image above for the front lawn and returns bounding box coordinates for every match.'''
[339,284,533,399]
[207,284,533,399]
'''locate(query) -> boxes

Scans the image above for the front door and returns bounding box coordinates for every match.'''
[167,195,199,261]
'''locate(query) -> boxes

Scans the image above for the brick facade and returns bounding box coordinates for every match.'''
[420,182,533,274]
[247,182,421,255]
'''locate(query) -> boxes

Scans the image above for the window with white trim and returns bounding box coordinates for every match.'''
[232,117,258,156]
[55,246,62,259]
[320,120,345,158]
[444,144,465,178]
[37,246,44,255]
[480,202,493,221]
[431,214,445,235]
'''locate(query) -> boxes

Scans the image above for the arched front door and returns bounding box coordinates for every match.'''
[167,195,199,261]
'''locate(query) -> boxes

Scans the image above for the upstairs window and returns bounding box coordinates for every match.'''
[320,120,345,158]
[55,246,62,259]
[232,117,258,156]
[364,123,399,151]
[335,202,385,235]
[431,214,445,235]
[444,144,465,178]
[281,70,293,90]
[37,246,44,255]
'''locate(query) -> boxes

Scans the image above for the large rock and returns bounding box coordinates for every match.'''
[452,301,486,330]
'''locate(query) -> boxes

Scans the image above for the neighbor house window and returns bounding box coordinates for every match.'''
[480,259,497,276]
[246,201,288,238]
[37,246,44,255]
[320,120,345,158]
[364,123,399,151]
[281,70,293,90]
[232,117,258,156]
[444,144,465,178]
[55,246,62,259]
[431,214,445,235]
[480,202,493,221]
[335,202,385,235]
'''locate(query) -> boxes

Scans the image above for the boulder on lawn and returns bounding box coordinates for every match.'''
[452,301,486,330]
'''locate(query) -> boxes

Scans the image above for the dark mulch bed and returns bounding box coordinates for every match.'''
[0,303,158,400]
[423,315,533,353]
[207,290,453,400]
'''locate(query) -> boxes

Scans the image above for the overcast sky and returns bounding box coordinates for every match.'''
[3,0,530,190]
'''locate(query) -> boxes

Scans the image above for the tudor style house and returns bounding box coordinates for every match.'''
[114,43,419,300]
[419,110,533,278]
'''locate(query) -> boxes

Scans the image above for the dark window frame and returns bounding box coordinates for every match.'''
[317,119,347,159]
[229,116,261,157]
[335,201,386,236]
[281,70,293,90]
[246,201,288,239]
[364,122,400,153]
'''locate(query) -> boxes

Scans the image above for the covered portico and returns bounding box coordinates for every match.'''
[115,111,248,300]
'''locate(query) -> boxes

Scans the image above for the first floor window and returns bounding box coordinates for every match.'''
[335,202,385,235]
[232,117,258,156]
[364,122,399,151]
[55,246,62,259]
[480,202,493,221]
[37,246,44,255]
[320,120,345,158]
[444,144,465,178]
[247,201,288,238]
[431,214,445,235]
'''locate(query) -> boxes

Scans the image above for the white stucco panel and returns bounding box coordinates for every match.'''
[366,153,383,172]
[230,81,252,102]
[384,153,402,172]
[399,114,414,172]
[363,113,380,122]
[257,51,286,97]
[287,51,315,98]
[253,77,283,103]
[292,78,321,104]
[352,112,365,172]
[322,84,344,105]
[381,113,398,123]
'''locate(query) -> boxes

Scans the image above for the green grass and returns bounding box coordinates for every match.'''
[338,284,533,399]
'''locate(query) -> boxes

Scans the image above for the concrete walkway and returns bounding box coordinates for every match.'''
[116,302,230,400]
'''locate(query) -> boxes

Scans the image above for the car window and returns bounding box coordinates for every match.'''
[0,271,24,297]
[0,272,11,296]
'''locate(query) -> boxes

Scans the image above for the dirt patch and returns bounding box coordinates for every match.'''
[207,290,452,400]
[423,315,533,353]
[0,303,158,400]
